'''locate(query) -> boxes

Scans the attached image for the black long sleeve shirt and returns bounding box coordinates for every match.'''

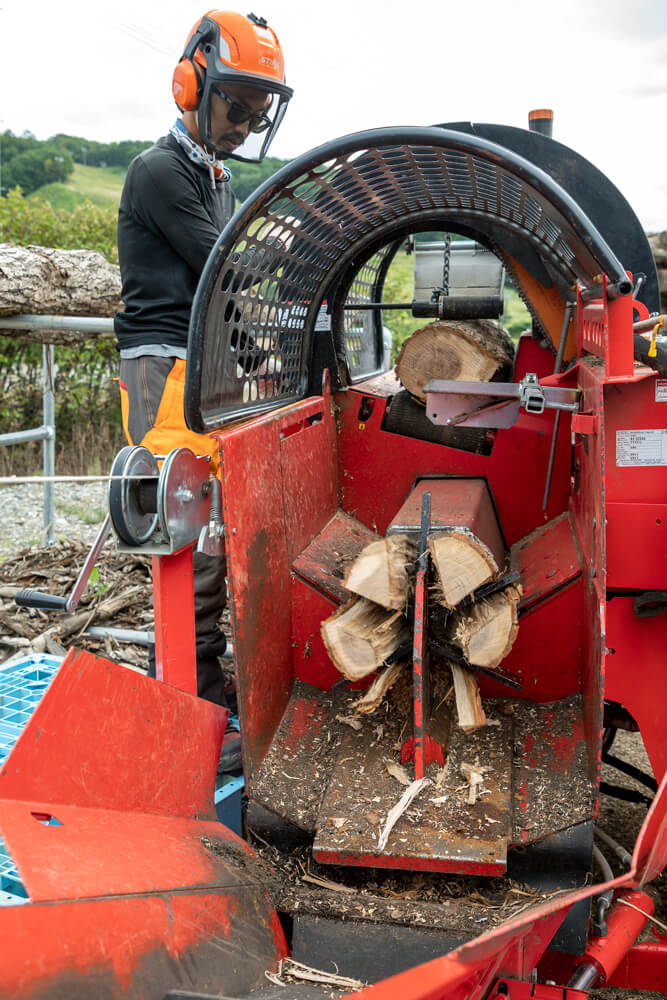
[114,133,236,353]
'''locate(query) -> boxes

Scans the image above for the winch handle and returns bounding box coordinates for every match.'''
[15,590,69,612]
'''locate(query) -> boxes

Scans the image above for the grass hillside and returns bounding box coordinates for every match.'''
[28,163,125,210]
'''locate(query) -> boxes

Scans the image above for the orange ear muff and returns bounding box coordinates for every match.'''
[172,59,201,111]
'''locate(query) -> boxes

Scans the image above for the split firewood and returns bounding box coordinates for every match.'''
[352,662,404,714]
[450,585,521,669]
[451,663,487,732]
[394,319,515,402]
[344,534,418,611]
[429,530,499,609]
[321,598,409,681]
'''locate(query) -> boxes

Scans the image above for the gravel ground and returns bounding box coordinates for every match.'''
[0,482,664,995]
[0,481,108,558]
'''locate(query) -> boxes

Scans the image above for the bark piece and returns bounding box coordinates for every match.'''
[395,319,515,402]
[0,243,122,331]
[429,530,499,609]
[344,534,418,611]
[451,663,487,733]
[451,585,521,669]
[321,597,409,681]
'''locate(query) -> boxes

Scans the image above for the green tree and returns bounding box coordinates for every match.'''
[2,145,73,196]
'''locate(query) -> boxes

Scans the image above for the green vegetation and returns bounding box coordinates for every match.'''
[0,188,118,261]
[30,163,126,210]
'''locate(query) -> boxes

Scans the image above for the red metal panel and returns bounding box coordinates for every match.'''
[0,801,242,901]
[291,575,347,689]
[0,891,286,999]
[280,404,338,562]
[512,513,581,611]
[606,502,667,589]
[0,649,225,819]
[336,364,573,548]
[388,478,505,569]
[152,546,197,696]
[606,596,667,785]
[604,372,667,506]
[497,580,584,703]
[221,394,336,780]
[292,510,378,606]
[606,941,667,991]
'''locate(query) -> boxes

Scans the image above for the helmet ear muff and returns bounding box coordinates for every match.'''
[172,18,212,111]
[172,59,201,111]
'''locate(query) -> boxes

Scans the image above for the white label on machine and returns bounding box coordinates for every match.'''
[315,302,331,332]
[616,429,667,466]
[656,380,667,402]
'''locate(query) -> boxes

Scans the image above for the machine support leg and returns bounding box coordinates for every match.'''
[153,546,197,696]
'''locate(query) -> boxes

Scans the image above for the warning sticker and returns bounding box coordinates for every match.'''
[315,303,331,332]
[616,429,667,467]
[656,380,667,402]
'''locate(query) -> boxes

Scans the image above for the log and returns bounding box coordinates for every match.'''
[321,597,409,681]
[429,530,499,609]
[344,534,418,611]
[0,243,122,331]
[450,585,521,669]
[394,319,515,402]
[450,664,486,733]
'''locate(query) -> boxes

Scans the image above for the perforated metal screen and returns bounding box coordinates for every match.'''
[186,126,629,432]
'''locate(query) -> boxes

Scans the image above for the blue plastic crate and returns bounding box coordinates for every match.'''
[0,653,63,906]
[0,654,62,768]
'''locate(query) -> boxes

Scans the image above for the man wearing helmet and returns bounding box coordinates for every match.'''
[114,11,292,712]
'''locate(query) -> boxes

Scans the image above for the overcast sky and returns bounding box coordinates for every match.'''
[2,0,666,229]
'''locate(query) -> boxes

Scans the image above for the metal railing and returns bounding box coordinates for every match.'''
[0,315,114,545]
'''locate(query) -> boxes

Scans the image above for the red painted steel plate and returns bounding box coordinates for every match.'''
[0,891,286,999]
[388,478,505,569]
[605,596,667,786]
[220,394,337,781]
[292,509,378,606]
[0,649,225,818]
[336,379,573,548]
[511,513,581,611]
[606,500,667,590]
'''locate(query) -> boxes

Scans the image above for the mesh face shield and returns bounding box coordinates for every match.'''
[197,72,292,164]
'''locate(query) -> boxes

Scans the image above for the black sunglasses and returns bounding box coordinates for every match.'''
[212,88,272,134]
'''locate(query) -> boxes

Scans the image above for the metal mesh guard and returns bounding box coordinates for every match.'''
[186,126,629,432]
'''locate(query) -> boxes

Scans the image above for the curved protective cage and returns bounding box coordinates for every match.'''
[186,126,630,433]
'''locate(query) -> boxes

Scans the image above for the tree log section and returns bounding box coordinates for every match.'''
[429,530,499,610]
[450,585,521,669]
[344,534,418,611]
[321,598,409,682]
[0,244,122,337]
[394,319,515,403]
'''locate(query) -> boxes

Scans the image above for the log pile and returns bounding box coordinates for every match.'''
[321,527,521,733]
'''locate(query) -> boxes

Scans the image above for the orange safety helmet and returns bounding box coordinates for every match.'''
[172,10,292,163]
